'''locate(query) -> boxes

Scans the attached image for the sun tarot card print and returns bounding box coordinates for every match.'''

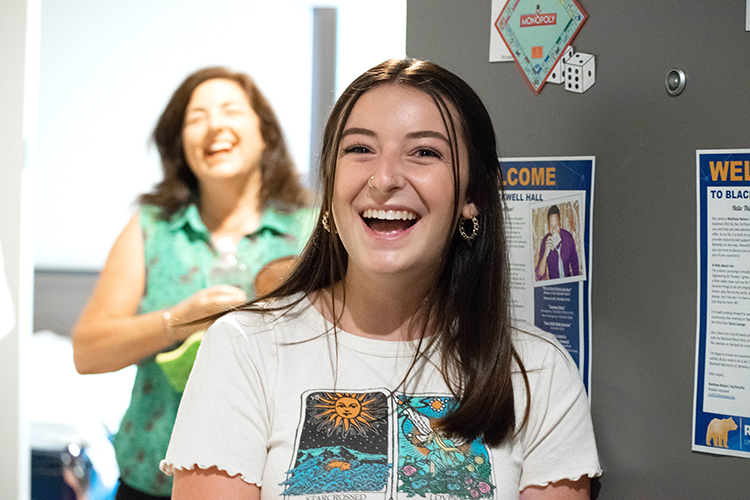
[397,395,495,499]
[281,390,393,499]
[282,392,496,500]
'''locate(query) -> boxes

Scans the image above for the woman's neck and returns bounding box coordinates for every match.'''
[198,170,262,242]
[315,271,434,342]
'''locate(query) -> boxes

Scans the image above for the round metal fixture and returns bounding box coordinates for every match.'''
[665,68,686,96]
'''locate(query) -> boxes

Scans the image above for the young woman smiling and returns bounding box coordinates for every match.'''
[163,59,601,500]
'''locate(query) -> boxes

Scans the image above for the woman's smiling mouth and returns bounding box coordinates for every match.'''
[361,208,418,232]
[204,140,234,156]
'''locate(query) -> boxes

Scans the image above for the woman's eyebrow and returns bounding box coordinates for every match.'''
[406,130,449,143]
[220,100,247,108]
[186,99,246,113]
[341,127,376,138]
[341,128,449,144]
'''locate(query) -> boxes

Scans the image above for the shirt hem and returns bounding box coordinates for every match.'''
[519,468,602,491]
[159,459,263,487]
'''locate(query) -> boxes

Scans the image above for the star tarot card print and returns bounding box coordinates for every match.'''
[397,395,495,499]
[281,391,392,497]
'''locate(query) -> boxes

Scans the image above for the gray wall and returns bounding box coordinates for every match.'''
[407,1,749,499]
[33,270,98,337]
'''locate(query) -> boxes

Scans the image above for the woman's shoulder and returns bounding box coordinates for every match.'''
[138,203,166,222]
[510,321,574,369]
[211,294,319,343]
[139,203,196,224]
[138,204,174,233]
[265,202,315,219]
[264,204,317,233]
[511,321,557,346]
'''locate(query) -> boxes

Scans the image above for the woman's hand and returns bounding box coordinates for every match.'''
[72,212,247,374]
[253,256,297,297]
[168,285,247,336]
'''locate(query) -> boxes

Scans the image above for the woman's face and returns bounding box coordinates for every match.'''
[181,78,265,185]
[331,84,477,282]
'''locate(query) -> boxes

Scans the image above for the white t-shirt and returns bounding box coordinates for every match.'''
[162,297,600,499]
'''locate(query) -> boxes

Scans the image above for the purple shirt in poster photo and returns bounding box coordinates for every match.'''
[535,205,580,281]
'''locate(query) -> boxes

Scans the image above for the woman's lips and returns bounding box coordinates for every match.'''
[204,140,234,157]
[361,208,418,232]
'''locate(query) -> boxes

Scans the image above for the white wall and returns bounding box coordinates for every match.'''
[1,0,35,495]
[334,0,408,96]
[35,0,405,271]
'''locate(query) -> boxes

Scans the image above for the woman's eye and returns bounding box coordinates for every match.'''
[184,115,205,126]
[415,147,442,159]
[343,145,372,154]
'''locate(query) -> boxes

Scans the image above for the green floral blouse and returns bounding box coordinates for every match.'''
[113,203,314,496]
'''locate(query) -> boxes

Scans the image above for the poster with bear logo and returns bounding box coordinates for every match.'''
[693,149,750,458]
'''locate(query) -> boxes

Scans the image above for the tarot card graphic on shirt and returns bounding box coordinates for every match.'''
[281,391,496,500]
[397,395,495,499]
[281,390,392,498]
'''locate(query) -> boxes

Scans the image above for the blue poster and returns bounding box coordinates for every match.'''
[693,149,750,459]
[500,157,594,393]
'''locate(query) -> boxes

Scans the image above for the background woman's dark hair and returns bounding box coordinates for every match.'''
[139,66,308,218]
[250,58,528,446]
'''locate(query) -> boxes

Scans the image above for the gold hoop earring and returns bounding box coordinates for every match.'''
[321,212,331,233]
[459,216,479,241]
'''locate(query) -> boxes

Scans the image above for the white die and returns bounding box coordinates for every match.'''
[564,52,595,93]
[547,46,573,84]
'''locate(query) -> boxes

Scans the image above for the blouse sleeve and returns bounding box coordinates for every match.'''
[516,332,602,490]
[160,313,274,487]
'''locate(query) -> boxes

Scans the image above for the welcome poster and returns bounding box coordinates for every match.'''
[693,149,750,458]
[500,157,594,393]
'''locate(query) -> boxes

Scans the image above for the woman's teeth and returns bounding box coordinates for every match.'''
[361,209,417,221]
[208,141,233,153]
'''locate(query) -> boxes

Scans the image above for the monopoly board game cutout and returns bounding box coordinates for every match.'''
[495,0,588,95]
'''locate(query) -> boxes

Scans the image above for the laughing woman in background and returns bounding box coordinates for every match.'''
[73,67,313,499]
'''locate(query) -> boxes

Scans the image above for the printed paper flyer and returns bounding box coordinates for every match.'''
[500,157,594,392]
[693,149,750,458]
[489,0,513,62]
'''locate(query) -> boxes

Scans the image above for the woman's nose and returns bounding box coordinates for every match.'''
[369,153,405,194]
[207,111,229,130]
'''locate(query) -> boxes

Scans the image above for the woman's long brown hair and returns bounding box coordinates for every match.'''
[235,58,528,446]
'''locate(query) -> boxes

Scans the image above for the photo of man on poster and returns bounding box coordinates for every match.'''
[534,202,584,283]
